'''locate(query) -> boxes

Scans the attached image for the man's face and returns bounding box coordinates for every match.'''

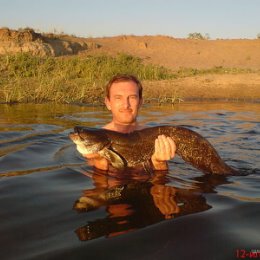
[105,81,143,125]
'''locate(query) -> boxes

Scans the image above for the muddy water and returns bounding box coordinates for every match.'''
[0,102,260,260]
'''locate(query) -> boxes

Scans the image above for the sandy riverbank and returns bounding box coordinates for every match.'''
[144,73,260,102]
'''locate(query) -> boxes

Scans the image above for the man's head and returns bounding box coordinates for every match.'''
[104,74,143,125]
[105,74,143,100]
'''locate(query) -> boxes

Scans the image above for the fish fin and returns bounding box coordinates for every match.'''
[99,148,126,169]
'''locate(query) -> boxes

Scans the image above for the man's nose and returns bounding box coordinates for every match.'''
[122,97,130,108]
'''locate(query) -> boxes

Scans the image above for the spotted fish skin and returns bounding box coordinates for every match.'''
[70,125,240,175]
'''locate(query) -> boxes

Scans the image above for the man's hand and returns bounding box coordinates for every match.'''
[151,135,176,170]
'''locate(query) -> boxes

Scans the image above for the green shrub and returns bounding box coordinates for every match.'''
[187,32,210,40]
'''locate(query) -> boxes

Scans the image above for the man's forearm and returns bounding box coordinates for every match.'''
[84,154,109,171]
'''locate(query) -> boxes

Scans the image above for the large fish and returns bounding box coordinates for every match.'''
[69,126,240,175]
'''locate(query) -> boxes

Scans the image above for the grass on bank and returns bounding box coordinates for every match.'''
[0,53,174,104]
[0,53,254,104]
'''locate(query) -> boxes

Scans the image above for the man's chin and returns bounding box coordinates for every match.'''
[119,121,136,125]
[117,120,136,125]
[118,115,136,123]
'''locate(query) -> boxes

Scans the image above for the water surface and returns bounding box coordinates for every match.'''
[0,102,260,260]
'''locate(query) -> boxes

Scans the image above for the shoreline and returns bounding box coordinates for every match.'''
[143,73,260,103]
[1,97,260,106]
[1,52,259,105]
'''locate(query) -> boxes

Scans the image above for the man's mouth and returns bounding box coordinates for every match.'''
[120,109,133,113]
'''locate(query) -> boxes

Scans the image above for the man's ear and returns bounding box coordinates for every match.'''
[105,97,111,110]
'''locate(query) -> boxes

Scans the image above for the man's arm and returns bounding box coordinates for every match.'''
[76,143,109,171]
[151,135,176,170]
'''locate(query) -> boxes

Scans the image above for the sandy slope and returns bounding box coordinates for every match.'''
[80,35,260,101]
[83,35,260,70]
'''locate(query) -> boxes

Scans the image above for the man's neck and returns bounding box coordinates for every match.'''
[103,121,143,133]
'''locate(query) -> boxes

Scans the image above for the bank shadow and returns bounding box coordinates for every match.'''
[73,169,230,241]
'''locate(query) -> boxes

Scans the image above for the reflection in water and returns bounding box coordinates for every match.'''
[73,169,229,241]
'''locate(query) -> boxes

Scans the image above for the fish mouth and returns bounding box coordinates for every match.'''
[69,126,111,154]
[69,132,83,144]
[69,126,84,141]
[69,129,107,155]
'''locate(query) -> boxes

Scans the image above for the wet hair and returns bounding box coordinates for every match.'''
[105,74,143,99]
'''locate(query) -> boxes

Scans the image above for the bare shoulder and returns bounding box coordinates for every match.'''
[102,123,113,130]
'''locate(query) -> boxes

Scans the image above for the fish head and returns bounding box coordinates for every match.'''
[69,126,110,155]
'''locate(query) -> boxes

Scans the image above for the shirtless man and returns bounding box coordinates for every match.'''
[80,74,176,171]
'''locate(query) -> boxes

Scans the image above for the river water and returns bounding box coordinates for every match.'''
[0,102,260,260]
